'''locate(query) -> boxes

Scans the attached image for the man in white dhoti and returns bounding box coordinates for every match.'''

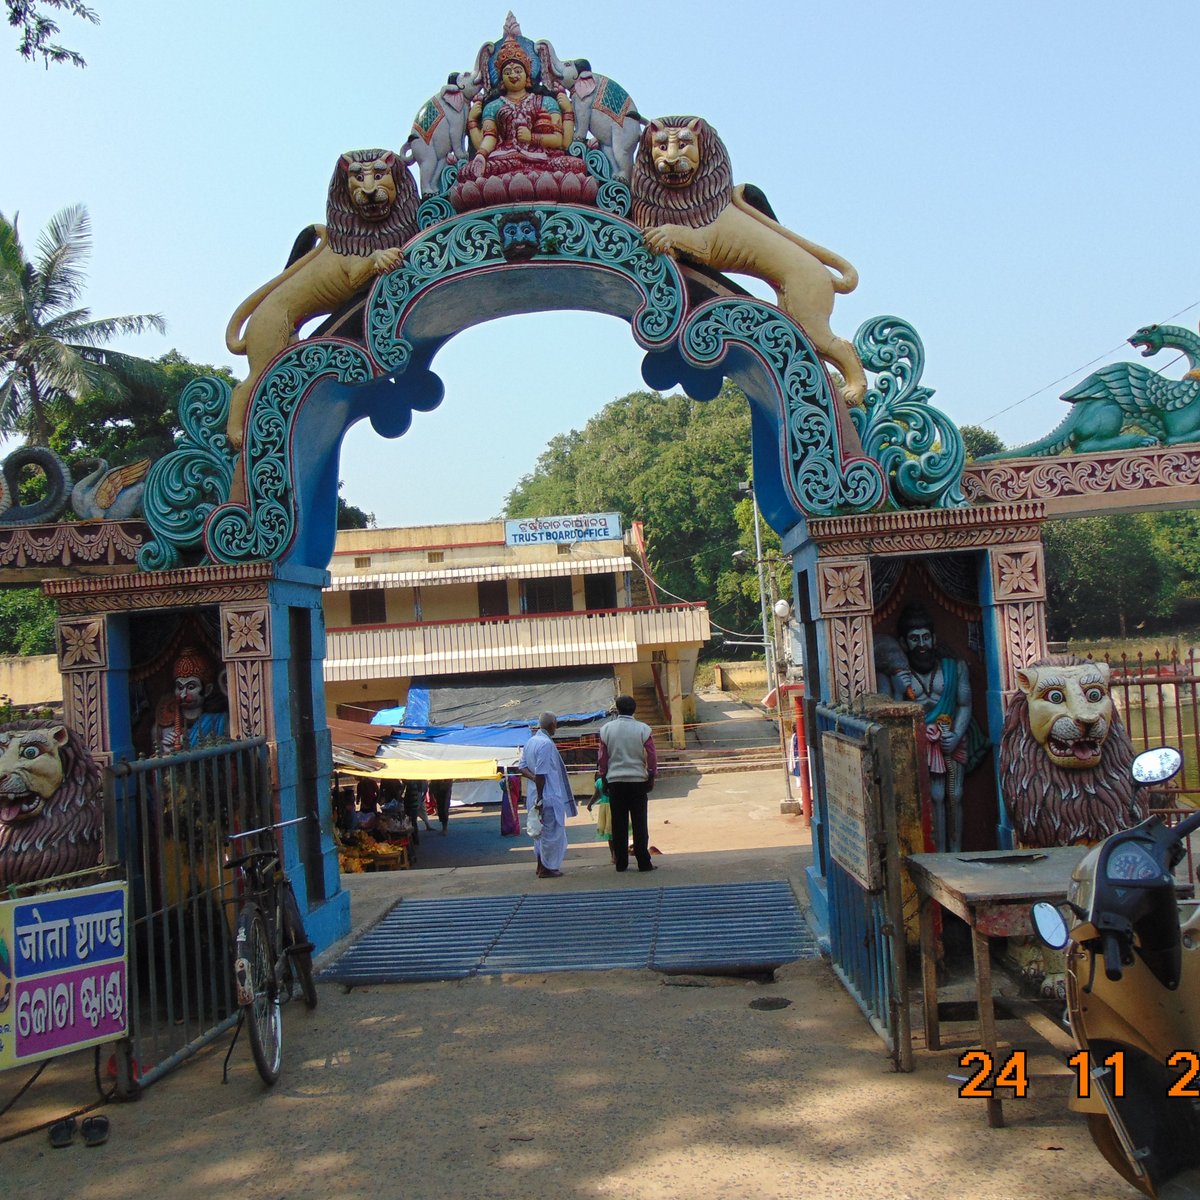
[518,712,578,878]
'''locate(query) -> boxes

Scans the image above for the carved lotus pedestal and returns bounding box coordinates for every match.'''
[450,169,599,212]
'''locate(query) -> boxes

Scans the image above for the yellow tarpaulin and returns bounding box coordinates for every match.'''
[334,759,502,782]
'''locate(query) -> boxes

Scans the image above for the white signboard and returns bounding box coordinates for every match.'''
[504,513,622,546]
[822,732,882,892]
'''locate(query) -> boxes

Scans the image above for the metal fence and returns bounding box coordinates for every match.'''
[1106,653,1200,882]
[1108,652,1200,786]
[104,738,271,1094]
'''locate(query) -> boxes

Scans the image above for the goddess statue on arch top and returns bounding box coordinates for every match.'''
[450,14,599,212]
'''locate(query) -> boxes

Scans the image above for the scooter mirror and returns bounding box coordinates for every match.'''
[1032,901,1071,950]
[1131,746,1183,786]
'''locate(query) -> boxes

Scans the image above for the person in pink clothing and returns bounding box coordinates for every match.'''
[597,695,657,873]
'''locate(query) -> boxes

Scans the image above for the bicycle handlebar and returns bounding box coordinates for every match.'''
[225,814,313,843]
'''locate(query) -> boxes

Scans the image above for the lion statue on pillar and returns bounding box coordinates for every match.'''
[0,721,103,888]
[224,149,420,447]
[999,656,1142,847]
[630,116,867,407]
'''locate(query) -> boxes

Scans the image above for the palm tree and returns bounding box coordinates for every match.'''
[0,204,165,445]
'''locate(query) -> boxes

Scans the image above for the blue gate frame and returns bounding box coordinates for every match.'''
[813,704,911,1071]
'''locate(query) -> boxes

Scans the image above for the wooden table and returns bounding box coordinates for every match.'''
[905,846,1088,1128]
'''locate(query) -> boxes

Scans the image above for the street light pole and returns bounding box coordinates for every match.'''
[739,482,774,688]
[738,482,793,805]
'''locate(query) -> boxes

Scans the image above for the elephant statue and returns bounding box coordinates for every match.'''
[70,457,150,520]
[0,446,72,526]
[562,59,644,181]
[403,71,481,196]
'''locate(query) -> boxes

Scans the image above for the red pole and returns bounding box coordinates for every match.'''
[793,690,812,826]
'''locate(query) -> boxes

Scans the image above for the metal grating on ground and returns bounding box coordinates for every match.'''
[322,880,816,985]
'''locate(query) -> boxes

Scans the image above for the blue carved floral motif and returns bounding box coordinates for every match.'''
[569,141,631,218]
[204,340,374,564]
[139,376,237,570]
[681,300,886,516]
[367,205,680,374]
[851,316,967,510]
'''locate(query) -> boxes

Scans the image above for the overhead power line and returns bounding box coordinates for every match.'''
[981,300,1200,425]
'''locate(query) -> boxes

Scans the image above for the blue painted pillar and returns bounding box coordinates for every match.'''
[221,566,349,951]
[784,525,878,944]
[977,539,1049,849]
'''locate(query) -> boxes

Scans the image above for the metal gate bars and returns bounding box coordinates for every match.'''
[813,706,911,1071]
[103,738,271,1094]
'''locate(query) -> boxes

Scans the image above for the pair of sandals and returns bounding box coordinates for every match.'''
[49,1114,110,1148]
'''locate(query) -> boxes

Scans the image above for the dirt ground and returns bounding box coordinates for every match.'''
[0,752,1140,1200]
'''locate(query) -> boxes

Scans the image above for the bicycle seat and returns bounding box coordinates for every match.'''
[225,848,279,872]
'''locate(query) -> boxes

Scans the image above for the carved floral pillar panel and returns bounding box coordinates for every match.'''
[816,557,874,704]
[987,541,1048,693]
[55,616,109,756]
[220,602,274,740]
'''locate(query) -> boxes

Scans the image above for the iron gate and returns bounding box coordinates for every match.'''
[813,705,911,1071]
[104,738,271,1094]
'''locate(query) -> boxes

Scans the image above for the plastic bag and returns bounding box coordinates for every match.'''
[526,803,543,838]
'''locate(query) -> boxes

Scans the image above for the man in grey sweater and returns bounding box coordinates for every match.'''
[597,694,657,873]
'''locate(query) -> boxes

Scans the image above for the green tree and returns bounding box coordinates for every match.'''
[959,424,1005,461]
[337,481,374,530]
[0,587,56,655]
[8,0,97,67]
[505,381,770,642]
[1146,510,1200,604]
[0,206,164,445]
[1044,514,1169,639]
[47,350,235,465]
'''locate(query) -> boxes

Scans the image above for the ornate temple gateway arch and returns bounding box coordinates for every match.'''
[10,14,1197,956]
[139,208,888,575]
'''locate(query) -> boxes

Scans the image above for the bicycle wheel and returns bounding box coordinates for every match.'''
[281,883,318,1010]
[235,903,282,1085]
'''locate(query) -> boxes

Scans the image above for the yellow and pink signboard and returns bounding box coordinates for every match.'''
[0,881,128,1071]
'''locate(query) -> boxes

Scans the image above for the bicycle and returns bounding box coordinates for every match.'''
[223,816,318,1085]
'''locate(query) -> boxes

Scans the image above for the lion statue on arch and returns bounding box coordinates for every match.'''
[0,720,103,889]
[224,149,420,447]
[999,656,1142,847]
[631,116,867,407]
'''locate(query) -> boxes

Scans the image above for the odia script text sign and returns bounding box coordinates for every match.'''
[0,880,128,1071]
[823,732,881,891]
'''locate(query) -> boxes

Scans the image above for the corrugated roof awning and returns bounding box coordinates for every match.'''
[326,557,633,591]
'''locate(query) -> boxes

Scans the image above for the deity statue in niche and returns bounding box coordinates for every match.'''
[876,604,987,852]
[450,14,598,213]
[151,646,230,755]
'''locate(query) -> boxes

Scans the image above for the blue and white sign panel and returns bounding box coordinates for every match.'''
[504,513,622,547]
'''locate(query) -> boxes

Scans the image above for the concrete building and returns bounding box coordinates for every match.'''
[322,514,710,746]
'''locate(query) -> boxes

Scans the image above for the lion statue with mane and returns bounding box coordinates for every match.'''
[999,656,1142,847]
[224,149,419,447]
[631,116,867,408]
[0,720,103,888]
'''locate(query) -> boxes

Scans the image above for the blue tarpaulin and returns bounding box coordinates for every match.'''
[370,706,406,726]
[374,670,614,733]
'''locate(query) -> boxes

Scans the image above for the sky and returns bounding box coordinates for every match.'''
[6,0,1200,529]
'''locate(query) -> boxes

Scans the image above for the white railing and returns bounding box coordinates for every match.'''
[323,605,710,682]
